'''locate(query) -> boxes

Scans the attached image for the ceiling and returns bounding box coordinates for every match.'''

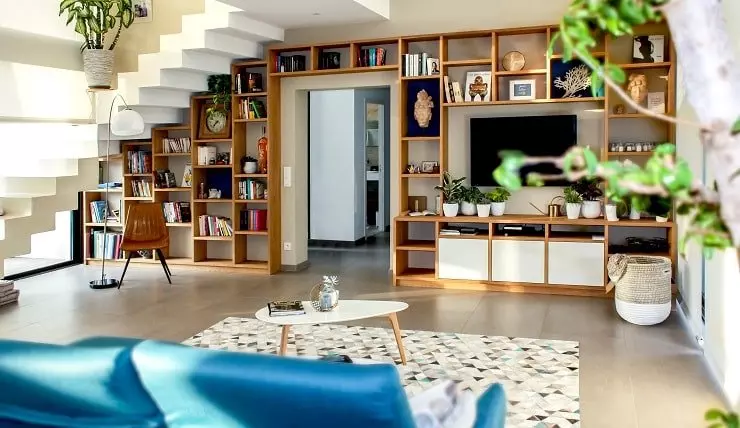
[223,0,390,29]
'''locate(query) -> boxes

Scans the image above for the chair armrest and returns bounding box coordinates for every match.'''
[473,383,506,428]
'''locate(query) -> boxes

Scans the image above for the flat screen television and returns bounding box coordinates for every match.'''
[469,114,577,187]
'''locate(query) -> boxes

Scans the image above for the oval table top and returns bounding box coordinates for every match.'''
[255,300,408,326]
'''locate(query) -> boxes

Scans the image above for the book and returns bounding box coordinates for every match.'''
[162,137,190,153]
[440,228,461,235]
[409,210,436,217]
[443,76,453,103]
[267,300,305,316]
[0,290,20,306]
[464,71,492,102]
[127,150,152,174]
[182,163,192,187]
[0,280,14,294]
[633,35,664,63]
[647,92,665,114]
[452,82,464,103]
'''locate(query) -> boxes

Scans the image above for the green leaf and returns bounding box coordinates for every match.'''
[590,69,603,97]
[605,63,626,84]
[662,161,693,193]
[678,235,689,256]
[548,32,561,58]
[59,0,77,14]
[655,143,676,155]
[493,168,522,191]
[732,116,740,135]
[74,19,87,36]
[526,173,545,187]
[121,8,133,27]
[676,203,692,216]
[582,148,599,175]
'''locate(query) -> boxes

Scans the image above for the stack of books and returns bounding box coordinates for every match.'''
[402,53,439,77]
[199,215,233,237]
[162,202,191,224]
[240,209,267,231]
[197,146,218,166]
[162,137,191,154]
[237,179,266,200]
[89,200,107,223]
[131,179,152,197]
[275,55,306,73]
[0,280,19,308]
[128,150,152,174]
[90,231,123,259]
[237,99,266,120]
[357,47,386,67]
[267,300,305,317]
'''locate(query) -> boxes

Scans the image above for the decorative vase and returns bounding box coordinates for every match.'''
[566,203,581,220]
[582,200,602,219]
[442,203,458,217]
[630,207,641,220]
[491,202,506,216]
[476,203,490,218]
[605,204,619,221]
[83,49,114,89]
[460,202,476,216]
[243,162,258,174]
[413,89,434,128]
[257,135,268,174]
[319,285,339,311]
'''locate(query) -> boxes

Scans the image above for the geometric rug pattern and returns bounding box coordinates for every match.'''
[184,317,580,427]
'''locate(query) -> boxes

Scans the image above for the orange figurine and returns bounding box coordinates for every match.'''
[257,128,268,174]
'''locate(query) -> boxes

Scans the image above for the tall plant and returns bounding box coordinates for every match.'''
[207,75,232,114]
[59,0,134,51]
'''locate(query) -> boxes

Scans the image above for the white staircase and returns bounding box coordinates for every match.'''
[0,0,285,276]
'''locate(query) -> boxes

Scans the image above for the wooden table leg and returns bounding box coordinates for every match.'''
[387,313,407,365]
[279,325,290,356]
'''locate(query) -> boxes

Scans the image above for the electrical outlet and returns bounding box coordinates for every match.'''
[283,242,292,251]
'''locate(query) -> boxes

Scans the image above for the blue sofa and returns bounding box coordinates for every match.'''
[0,337,506,427]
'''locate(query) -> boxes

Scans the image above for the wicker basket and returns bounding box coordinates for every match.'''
[607,254,672,325]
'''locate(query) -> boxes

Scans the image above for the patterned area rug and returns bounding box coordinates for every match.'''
[185,317,580,427]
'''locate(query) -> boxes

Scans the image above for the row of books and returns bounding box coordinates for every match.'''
[238,99,266,120]
[154,169,179,189]
[237,179,266,200]
[234,72,263,94]
[199,215,233,237]
[357,47,387,67]
[89,200,108,223]
[275,55,306,73]
[132,179,152,197]
[162,137,191,154]
[197,146,232,166]
[239,209,267,231]
[402,53,439,77]
[89,231,123,260]
[128,150,152,174]
[162,202,192,224]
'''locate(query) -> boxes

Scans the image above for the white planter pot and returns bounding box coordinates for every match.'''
[243,162,258,174]
[83,49,114,89]
[490,202,506,216]
[565,203,581,220]
[630,207,641,220]
[442,203,459,217]
[581,200,602,219]
[656,215,668,223]
[605,204,619,221]
[460,202,476,216]
[476,204,490,217]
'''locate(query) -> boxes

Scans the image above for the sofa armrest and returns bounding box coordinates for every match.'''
[473,383,506,428]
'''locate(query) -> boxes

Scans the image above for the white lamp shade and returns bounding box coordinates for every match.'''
[111,108,145,136]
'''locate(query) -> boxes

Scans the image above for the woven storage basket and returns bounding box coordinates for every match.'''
[607,254,672,325]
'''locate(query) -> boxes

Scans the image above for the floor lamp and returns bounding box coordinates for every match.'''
[90,94,145,289]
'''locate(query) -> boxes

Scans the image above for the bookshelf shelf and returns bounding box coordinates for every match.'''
[494,68,547,76]
[193,164,232,169]
[166,223,192,227]
[85,222,123,227]
[154,187,192,192]
[234,92,268,97]
[235,230,268,235]
[443,58,491,66]
[193,236,233,241]
[401,75,440,81]
[235,199,268,204]
[235,173,268,178]
[193,139,232,144]
[234,118,268,123]
[124,196,152,201]
[617,61,671,69]
[124,173,152,177]
[85,188,123,193]
[154,152,190,157]
[193,199,233,203]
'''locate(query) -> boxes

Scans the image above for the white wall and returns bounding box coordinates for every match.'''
[309,89,357,241]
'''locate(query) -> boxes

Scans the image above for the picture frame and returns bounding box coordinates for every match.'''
[632,35,665,63]
[197,103,231,140]
[509,79,536,101]
[133,0,153,23]
[421,161,438,173]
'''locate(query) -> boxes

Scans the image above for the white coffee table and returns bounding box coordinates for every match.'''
[255,300,409,365]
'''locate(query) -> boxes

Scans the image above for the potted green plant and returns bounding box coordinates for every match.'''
[477,195,491,218]
[564,187,583,219]
[207,74,232,115]
[460,186,484,216]
[573,177,604,219]
[646,195,672,223]
[241,156,258,174]
[59,0,135,89]
[434,172,465,217]
[487,188,511,216]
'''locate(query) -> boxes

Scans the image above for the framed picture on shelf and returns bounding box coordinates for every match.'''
[509,79,536,101]
[197,103,231,140]
[632,35,665,63]
[421,161,438,173]
[464,71,492,102]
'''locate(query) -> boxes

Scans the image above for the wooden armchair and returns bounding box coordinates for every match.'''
[119,202,171,288]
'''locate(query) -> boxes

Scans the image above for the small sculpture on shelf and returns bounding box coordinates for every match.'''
[627,73,648,104]
[257,131,268,174]
[208,189,222,199]
[413,89,434,128]
[198,182,207,199]
[613,104,626,115]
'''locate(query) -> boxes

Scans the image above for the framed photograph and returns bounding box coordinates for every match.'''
[197,103,231,140]
[633,35,665,63]
[464,71,492,102]
[509,79,536,101]
[427,58,440,75]
[421,161,438,173]
[133,0,153,23]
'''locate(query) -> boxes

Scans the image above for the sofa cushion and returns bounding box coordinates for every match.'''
[132,340,416,428]
[0,339,163,427]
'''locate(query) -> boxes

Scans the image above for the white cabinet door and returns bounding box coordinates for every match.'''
[548,242,605,287]
[491,240,545,283]
[439,238,489,280]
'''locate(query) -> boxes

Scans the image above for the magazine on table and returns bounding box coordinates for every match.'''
[267,300,305,316]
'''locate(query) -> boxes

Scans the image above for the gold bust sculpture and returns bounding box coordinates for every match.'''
[413,89,434,128]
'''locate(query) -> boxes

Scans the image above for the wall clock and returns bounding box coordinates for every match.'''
[197,103,231,140]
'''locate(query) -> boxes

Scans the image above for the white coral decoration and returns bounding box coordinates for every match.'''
[554,64,592,98]
[322,275,339,288]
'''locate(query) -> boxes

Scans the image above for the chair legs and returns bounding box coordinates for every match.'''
[118,253,133,289]
[156,249,172,284]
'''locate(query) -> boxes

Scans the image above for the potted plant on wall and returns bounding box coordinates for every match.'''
[435,172,465,217]
[573,177,603,219]
[487,188,511,216]
[59,0,135,89]
[564,186,583,219]
[460,186,484,216]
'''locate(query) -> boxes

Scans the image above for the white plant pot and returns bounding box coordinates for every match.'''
[460,202,476,216]
[605,204,619,221]
[565,203,581,220]
[476,203,490,217]
[582,200,602,219]
[243,162,258,174]
[490,202,506,216]
[630,207,641,220]
[442,203,459,217]
[83,49,114,89]
[656,215,668,223]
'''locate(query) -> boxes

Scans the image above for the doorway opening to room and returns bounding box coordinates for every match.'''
[306,87,391,255]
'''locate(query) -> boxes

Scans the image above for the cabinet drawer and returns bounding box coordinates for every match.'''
[439,238,489,280]
[491,240,545,283]
[547,241,605,286]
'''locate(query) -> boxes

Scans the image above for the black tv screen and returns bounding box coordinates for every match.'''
[470,115,577,187]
